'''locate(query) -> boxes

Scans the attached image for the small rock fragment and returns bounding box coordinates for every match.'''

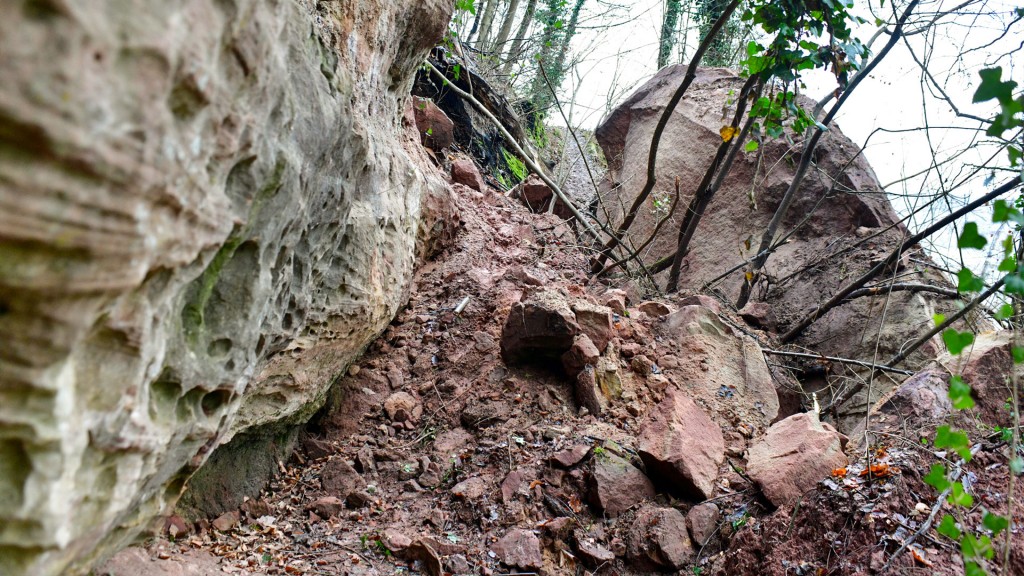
[320,458,367,499]
[211,510,240,532]
[550,445,590,468]
[575,538,616,566]
[686,502,721,547]
[561,334,600,376]
[637,301,673,317]
[451,476,489,500]
[627,506,693,570]
[492,529,543,570]
[589,452,655,516]
[460,400,510,429]
[451,158,485,191]
[308,497,345,519]
[383,391,422,423]
[601,289,628,315]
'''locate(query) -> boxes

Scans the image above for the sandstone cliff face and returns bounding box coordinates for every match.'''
[596,66,952,423]
[0,1,453,574]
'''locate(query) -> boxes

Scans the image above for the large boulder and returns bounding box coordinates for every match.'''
[595,65,956,419]
[747,413,849,507]
[0,0,453,574]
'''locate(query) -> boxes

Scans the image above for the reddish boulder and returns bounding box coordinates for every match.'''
[561,334,601,376]
[746,413,848,507]
[627,506,694,570]
[500,290,580,362]
[412,96,454,150]
[451,158,485,191]
[571,300,615,352]
[638,389,724,500]
[942,333,1019,426]
[575,365,606,416]
[589,452,656,516]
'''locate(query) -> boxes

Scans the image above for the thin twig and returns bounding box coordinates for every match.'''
[761,349,914,376]
[781,177,1022,343]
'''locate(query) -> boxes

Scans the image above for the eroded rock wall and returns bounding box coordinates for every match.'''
[0,0,453,574]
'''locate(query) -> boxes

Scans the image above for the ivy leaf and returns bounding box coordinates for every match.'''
[957,268,984,293]
[744,140,759,152]
[1006,273,1024,295]
[957,222,987,249]
[1014,346,1024,364]
[933,313,946,326]
[948,482,974,507]
[999,256,1017,272]
[937,514,961,540]
[948,375,976,410]
[942,328,974,355]
[982,512,1009,535]
[973,67,1018,104]
[995,303,1014,320]
[1011,456,1024,474]
[992,199,1024,224]
[935,425,972,461]
[924,464,951,491]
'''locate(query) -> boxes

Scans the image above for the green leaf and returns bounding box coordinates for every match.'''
[933,313,946,326]
[949,482,974,507]
[948,375,976,410]
[937,514,961,539]
[982,512,1009,535]
[1011,456,1024,474]
[999,256,1017,272]
[957,268,985,293]
[934,425,972,460]
[942,328,975,355]
[958,222,987,250]
[965,561,986,576]
[1014,346,1024,364]
[744,140,759,152]
[973,67,1019,104]
[995,303,1014,320]
[924,464,951,491]
[1006,274,1024,295]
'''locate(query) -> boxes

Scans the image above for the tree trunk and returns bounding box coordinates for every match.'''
[502,0,539,76]
[492,0,522,54]
[528,0,585,126]
[658,0,683,68]
[476,0,502,50]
